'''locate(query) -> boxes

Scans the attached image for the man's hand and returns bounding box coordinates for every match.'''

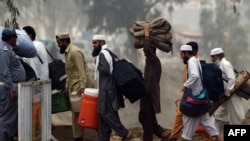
[144,23,151,37]
[182,86,187,92]
[64,88,69,95]
[225,89,231,97]
[79,88,85,94]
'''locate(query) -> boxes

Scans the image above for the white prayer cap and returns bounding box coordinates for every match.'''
[180,45,192,51]
[210,47,224,55]
[92,35,105,41]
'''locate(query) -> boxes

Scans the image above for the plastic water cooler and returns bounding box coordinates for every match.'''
[78,88,99,129]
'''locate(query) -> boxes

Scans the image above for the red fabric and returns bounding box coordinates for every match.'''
[186,96,209,105]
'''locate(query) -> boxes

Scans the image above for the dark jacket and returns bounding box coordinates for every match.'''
[97,52,124,114]
[140,39,162,113]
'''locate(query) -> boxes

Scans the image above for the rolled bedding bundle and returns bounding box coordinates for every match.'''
[0,26,36,58]
[130,17,172,53]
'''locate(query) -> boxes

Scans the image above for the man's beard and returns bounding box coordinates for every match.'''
[214,59,220,66]
[60,45,67,54]
[183,56,189,64]
[92,45,102,57]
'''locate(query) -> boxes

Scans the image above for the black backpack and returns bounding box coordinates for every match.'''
[45,49,66,91]
[20,59,38,81]
[199,60,224,101]
[48,59,66,91]
[105,49,146,103]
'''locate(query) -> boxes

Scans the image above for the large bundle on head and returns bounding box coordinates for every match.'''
[0,26,36,58]
[129,17,172,53]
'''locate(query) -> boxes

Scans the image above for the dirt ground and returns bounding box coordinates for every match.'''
[52,110,250,141]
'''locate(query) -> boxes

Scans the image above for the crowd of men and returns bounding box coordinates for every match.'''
[0,25,246,141]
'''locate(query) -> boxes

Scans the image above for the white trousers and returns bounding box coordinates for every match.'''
[182,112,218,140]
[214,94,245,135]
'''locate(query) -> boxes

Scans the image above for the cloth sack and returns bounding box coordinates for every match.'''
[236,80,250,100]
[129,17,172,53]
[233,70,250,99]
[0,26,37,58]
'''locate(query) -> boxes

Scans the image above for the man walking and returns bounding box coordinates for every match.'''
[138,24,169,141]
[179,45,221,141]
[56,33,94,141]
[91,34,133,141]
[211,47,245,136]
[169,41,212,141]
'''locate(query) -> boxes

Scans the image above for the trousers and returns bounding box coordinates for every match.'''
[169,99,213,141]
[139,95,165,141]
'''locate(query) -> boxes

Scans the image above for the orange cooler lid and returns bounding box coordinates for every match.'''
[84,88,99,97]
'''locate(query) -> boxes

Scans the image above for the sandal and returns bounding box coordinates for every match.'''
[161,129,171,141]
[122,131,133,141]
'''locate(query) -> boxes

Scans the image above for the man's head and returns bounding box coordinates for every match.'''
[55,35,60,47]
[56,33,70,54]
[92,34,105,57]
[186,41,198,56]
[2,28,17,47]
[180,44,193,64]
[210,47,224,64]
[23,26,36,41]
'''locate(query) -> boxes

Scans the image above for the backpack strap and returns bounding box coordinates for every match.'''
[36,53,43,64]
[196,59,205,87]
[104,49,118,63]
[45,47,55,61]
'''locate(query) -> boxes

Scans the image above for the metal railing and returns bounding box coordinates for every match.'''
[18,80,52,141]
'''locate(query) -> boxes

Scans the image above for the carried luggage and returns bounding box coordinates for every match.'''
[48,59,67,90]
[105,49,146,103]
[130,17,172,53]
[51,90,70,114]
[199,60,224,101]
[233,70,250,99]
[236,81,250,100]
[45,49,67,91]
[0,26,37,58]
[15,29,37,58]
[20,59,38,81]
[69,91,82,112]
[180,88,211,117]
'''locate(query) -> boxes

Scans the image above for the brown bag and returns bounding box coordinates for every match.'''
[232,70,250,93]
[233,70,250,99]
[129,17,172,53]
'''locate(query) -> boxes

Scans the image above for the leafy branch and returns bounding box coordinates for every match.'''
[232,0,241,14]
[0,0,20,29]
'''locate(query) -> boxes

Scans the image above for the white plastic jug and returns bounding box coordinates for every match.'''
[70,91,82,112]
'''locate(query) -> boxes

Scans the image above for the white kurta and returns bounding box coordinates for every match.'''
[33,41,49,80]
[214,57,245,124]
[183,56,202,96]
[182,56,218,140]
[24,40,49,80]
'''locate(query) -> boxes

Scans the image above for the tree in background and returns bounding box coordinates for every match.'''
[13,0,86,40]
[77,0,186,64]
[199,0,247,67]
[0,0,20,28]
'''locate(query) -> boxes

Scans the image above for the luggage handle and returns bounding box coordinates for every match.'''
[45,48,56,61]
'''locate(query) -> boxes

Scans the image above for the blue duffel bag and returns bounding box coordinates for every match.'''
[180,88,212,117]
[0,26,36,58]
